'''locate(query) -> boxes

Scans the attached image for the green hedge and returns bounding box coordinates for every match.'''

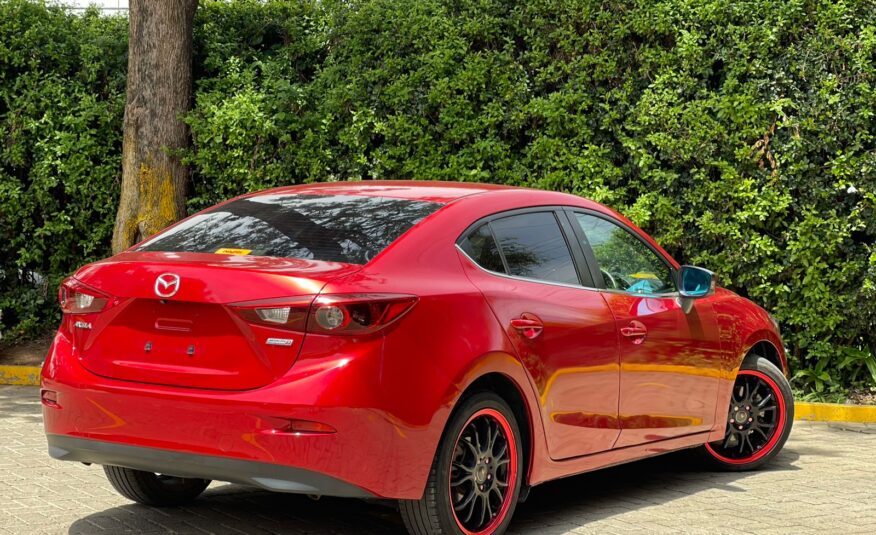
[0,1,126,337]
[1,0,874,394]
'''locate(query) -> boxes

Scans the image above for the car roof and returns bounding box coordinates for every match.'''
[240,180,623,222]
[243,179,620,224]
[247,180,517,204]
[231,180,678,269]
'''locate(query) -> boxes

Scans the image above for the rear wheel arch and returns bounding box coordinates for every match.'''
[401,388,526,534]
[457,373,534,487]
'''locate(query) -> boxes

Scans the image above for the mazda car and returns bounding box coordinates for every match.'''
[42,181,793,535]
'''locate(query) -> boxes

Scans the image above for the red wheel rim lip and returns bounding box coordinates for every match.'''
[705,369,787,465]
[449,407,518,535]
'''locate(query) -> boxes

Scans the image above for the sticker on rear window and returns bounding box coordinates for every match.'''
[215,248,252,256]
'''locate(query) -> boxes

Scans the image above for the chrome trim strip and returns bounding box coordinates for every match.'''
[455,244,602,293]
[455,244,681,299]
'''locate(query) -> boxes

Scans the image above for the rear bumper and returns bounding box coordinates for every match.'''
[41,331,442,500]
[47,434,374,498]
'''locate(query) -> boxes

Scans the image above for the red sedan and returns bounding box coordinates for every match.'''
[42,181,793,535]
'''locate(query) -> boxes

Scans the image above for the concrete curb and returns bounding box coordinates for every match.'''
[0,365,42,386]
[1,366,875,423]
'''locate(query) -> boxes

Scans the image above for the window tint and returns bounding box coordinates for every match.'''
[489,212,579,285]
[459,223,506,273]
[573,213,674,295]
[138,194,441,264]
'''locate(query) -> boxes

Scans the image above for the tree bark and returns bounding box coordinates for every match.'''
[112,0,197,253]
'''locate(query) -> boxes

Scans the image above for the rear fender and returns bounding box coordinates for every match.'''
[438,350,548,490]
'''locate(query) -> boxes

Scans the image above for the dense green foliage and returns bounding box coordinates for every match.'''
[1,0,874,393]
[0,1,126,337]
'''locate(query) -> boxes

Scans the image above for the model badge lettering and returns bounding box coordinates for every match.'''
[266,338,294,347]
[154,273,181,298]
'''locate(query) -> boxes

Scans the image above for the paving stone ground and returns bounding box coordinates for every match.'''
[2,385,874,535]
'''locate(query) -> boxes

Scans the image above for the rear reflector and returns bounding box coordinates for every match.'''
[278,419,336,435]
[41,389,60,408]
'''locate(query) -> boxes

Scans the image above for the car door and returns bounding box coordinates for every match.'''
[457,209,620,460]
[566,210,723,447]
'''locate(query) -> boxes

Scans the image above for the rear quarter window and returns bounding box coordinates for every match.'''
[459,211,581,286]
[459,223,506,274]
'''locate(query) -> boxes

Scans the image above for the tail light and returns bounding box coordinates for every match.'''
[59,278,109,314]
[230,293,417,335]
[230,296,313,331]
[309,294,417,335]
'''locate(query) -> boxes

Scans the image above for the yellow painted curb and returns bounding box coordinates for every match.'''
[0,365,42,386]
[794,401,876,423]
[0,366,873,423]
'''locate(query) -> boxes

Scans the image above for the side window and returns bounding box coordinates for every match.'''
[459,223,506,274]
[490,212,579,285]
[573,213,674,295]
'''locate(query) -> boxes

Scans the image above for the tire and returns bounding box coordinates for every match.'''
[700,355,794,471]
[103,465,210,506]
[399,392,524,535]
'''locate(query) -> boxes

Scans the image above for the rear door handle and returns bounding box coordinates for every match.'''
[620,320,647,344]
[510,314,543,339]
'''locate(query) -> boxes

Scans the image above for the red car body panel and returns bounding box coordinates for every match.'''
[68,253,362,390]
[604,292,723,448]
[459,256,621,461]
[42,181,786,500]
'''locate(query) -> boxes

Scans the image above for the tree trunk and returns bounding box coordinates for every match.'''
[112,0,197,253]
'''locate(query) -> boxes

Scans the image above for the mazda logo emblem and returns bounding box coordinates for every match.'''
[154,273,181,298]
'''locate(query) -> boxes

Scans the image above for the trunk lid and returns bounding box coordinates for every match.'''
[72,251,361,390]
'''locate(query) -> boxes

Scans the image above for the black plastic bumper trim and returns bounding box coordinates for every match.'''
[47,434,375,498]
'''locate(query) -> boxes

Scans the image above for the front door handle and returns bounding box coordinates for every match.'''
[620,320,647,344]
[510,314,543,339]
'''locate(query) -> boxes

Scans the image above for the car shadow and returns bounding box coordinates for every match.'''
[510,447,800,531]
[66,447,801,535]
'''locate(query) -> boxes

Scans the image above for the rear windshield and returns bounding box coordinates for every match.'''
[137,194,442,264]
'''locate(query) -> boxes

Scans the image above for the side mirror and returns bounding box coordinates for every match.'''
[678,265,716,298]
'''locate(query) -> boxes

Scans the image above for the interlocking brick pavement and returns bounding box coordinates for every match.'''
[2,385,874,534]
